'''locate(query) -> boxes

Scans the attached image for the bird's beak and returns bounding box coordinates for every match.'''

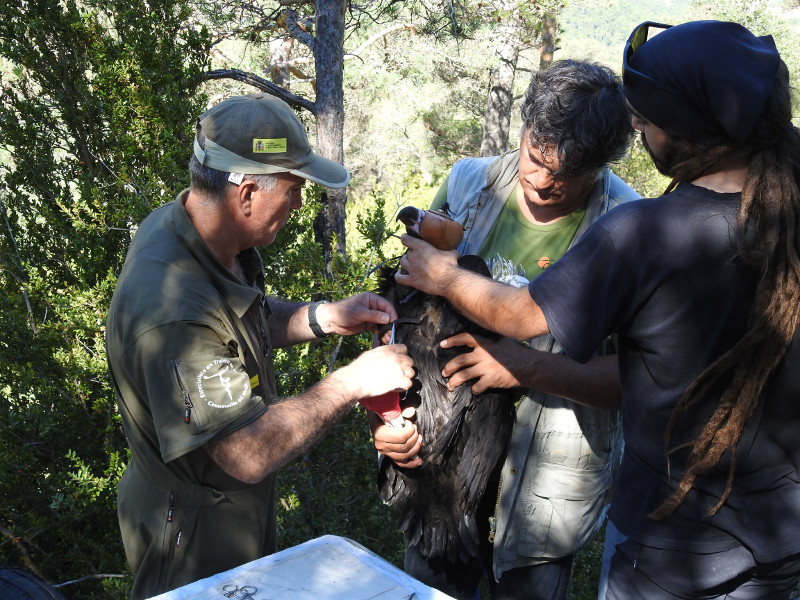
[397,206,423,237]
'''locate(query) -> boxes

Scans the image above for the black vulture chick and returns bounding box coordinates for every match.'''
[375,257,518,564]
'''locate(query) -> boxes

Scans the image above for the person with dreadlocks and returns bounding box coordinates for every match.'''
[391,20,800,599]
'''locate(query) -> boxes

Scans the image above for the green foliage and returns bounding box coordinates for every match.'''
[568,523,606,600]
[405,0,561,43]
[346,176,443,264]
[353,192,403,267]
[0,0,209,596]
[0,265,129,598]
[557,0,693,69]
[343,31,498,199]
[422,99,484,164]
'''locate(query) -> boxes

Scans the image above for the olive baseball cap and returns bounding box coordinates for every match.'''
[194,93,350,188]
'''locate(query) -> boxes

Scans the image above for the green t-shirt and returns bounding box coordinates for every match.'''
[432,175,585,282]
[479,185,585,281]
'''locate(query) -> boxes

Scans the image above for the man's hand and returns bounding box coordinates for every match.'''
[395,234,460,296]
[318,292,399,336]
[440,333,525,394]
[330,344,415,400]
[370,407,423,468]
[442,334,623,410]
[396,233,549,341]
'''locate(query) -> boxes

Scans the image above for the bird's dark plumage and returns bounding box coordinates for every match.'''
[375,258,517,563]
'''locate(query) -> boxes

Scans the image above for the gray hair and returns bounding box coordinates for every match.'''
[189,126,279,204]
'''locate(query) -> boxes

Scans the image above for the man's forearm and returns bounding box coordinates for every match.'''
[203,344,413,484]
[267,297,317,348]
[440,268,549,340]
[522,352,621,410]
[204,372,356,483]
[397,235,550,340]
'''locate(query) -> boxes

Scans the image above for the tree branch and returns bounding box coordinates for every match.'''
[203,68,316,114]
[285,9,316,51]
[0,523,47,581]
[54,573,128,588]
[1,190,38,333]
[345,23,416,60]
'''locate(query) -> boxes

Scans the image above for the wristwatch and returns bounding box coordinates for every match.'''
[308,300,331,338]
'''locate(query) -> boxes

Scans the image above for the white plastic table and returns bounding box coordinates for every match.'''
[148,534,456,600]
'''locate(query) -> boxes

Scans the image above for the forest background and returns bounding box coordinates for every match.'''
[2,0,799,598]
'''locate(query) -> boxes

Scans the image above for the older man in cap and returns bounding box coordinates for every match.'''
[393,21,800,599]
[106,93,415,599]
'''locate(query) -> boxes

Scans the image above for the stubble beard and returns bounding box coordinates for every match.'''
[641,132,694,177]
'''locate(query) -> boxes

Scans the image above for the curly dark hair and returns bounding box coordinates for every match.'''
[650,59,800,520]
[521,59,633,176]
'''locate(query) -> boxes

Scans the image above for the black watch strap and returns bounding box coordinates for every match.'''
[308,300,331,338]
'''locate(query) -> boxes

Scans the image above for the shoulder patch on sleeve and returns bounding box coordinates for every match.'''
[194,356,251,409]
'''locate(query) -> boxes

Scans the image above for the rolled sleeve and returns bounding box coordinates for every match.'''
[129,321,268,463]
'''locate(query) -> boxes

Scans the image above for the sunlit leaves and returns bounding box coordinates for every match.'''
[0,1,209,596]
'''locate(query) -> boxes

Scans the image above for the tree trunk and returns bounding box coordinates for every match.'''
[313,0,348,270]
[539,15,557,71]
[479,23,519,158]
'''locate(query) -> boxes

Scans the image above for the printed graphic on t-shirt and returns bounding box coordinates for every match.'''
[478,191,585,280]
[489,254,530,288]
[537,256,551,269]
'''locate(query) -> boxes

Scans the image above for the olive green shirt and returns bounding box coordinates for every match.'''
[106,191,279,599]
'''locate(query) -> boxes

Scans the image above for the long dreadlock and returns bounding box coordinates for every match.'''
[650,60,800,520]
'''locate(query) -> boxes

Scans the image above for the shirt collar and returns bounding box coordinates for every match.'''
[172,189,265,318]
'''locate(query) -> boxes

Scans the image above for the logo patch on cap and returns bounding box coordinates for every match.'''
[253,138,287,153]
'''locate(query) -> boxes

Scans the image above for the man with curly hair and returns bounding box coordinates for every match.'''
[373,60,638,600]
